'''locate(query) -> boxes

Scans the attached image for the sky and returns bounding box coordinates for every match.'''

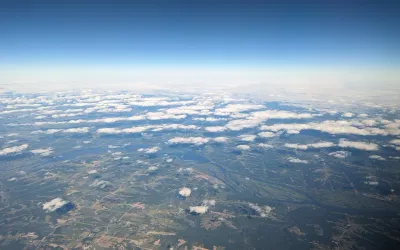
[1,0,399,88]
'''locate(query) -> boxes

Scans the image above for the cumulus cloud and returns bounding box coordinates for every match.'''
[284,143,308,150]
[30,147,54,156]
[42,198,70,212]
[168,137,209,146]
[236,145,250,151]
[307,142,336,148]
[390,139,400,145]
[88,169,98,174]
[214,104,265,115]
[138,146,160,154]
[258,131,276,138]
[193,117,228,122]
[204,126,227,133]
[248,203,274,218]
[90,180,111,188]
[0,144,29,156]
[257,143,274,149]
[329,151,351,158]
[179,187,191,197]
[260,120,397,136]
[338,139,379,151]
[189,206,209,214]
[238,134,256,142]
[342,112,354,118]
[32,127,89,135]
[148,166,158,172]
[213,137,229,143]
[369,155,386,160]
[224,110,314,131]
[97,124,199,135]
[202,199,216,206]
[287,157,308,164]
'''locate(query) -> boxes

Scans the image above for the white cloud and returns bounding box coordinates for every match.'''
[138,146,160,154]
[258,131,276,138]
[179,187,191,197]
[168,137,209,146]
[189,206,209,214]
[213,137,229,143]
[284,143,308,150]
[42,198,70,212]
[32,127,89,134]
[248,203,274,218]
[389,139,400,145]
[260,120,397,136]
[257,143,274,149]
[236,145,251,151]
[193,117,228,122]
[202,199,216,206]
[307,142,336,148]
[148,166,158,172]
[214,104,265,115]
[238,134,257,142]
[369,155,386,160]
[146,112,186,120]
[30,147,53,156]
[224,119,262,131]
[0,144,29,156]
[329,151,351,158]
[204,126,227,132]
[287,157,308,164]
[338,139,379,151]
[88,170,98,174]
[342,112,354,118]
[97,124,199,135]
[224,110,314,131]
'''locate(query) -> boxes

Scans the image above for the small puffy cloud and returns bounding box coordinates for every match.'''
[342,112,354,118]
[168,137,209,146]
[30,147,53,156]
[88,169,98,174]
[145,112,186,120]
[329,151,351,158]
[307,142,336,148]
[32,127,89,134]
[238,134,257,142]
[179,187,192,197]
[42,198,70,212]
[284,143,308,150]
[214,104,265,114]
[138,146,160,154]
[224,119,262,131]
[364,181,379,186]
[90,180,111,188]
[248,203,274,218]
[258,131,276,138]
[287,157,308,164]
[148,166,158,172]
[369,155,386,160]
[260,120,395,136]
[358,113,368,117]
[389,139,400,145]
[189,206,209,214]
[0,144,29,156]
[213,137,229,143]
[339,139,379,151]
[204,126,227,133]
[202,199,216,206]
[257,143,274,149]
[236,145,250,151]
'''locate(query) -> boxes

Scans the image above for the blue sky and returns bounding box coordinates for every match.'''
[1,0,399,69]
